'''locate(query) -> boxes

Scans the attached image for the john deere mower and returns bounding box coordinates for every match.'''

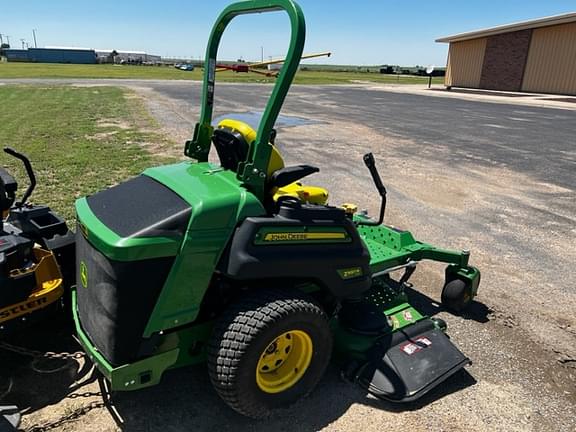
[73,0,480,418]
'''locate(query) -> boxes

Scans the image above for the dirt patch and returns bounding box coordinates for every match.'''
[85,131,119,141]
[96,119,131,130]
[123,87,194,159]
[127,140,178,159]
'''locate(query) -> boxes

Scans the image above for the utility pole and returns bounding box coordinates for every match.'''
[32,29,37,48]
[20,39,26,49]
[261,46,263,63]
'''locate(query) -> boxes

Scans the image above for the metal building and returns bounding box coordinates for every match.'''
[4,49,30,62]
[95,50,161,64]
[436,12,576,95]
[30,48,96,64]
[4,47,96,64]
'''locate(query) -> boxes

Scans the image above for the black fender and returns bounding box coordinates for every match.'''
[218,205,371,298]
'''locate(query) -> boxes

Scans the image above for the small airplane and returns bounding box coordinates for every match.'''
[216,51,331,77]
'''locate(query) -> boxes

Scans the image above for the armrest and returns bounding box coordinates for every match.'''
[269,165,319,188]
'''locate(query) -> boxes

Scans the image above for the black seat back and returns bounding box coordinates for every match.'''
[211,128,250,172]
[0,168,17,212]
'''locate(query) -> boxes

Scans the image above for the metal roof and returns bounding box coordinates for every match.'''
[95,49,148,55]
[436,12,576,43]
[45,46,149,55]
[44,46,94,51]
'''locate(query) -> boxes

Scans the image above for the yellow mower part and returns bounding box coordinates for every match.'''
[217,119,285,177]
[341,203,358,215]
[256,329,313,394]
[217,119,329,205]
[1,248,64,324]
[273,182,329,205]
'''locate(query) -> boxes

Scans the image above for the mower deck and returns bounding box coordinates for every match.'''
[333,277,471,402]
[350,317,471,402]
[359,223,474,274]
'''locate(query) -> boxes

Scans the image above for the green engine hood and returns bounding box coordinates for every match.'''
[76,161,264,262]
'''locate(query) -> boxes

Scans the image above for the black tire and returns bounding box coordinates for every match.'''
[441,278,473,312]
[207,288,332,418]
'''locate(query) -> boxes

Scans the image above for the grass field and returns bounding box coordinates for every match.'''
[0,62,445,85]
[0,85,174,223]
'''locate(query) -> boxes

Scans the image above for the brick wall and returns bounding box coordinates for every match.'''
[479,29,532,91]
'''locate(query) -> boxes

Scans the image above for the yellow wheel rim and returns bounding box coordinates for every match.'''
[256,330,313,394]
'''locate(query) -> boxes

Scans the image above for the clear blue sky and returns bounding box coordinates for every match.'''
[1,1,574,66]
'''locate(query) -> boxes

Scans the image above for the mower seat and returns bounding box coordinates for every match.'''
[212,119,328,205]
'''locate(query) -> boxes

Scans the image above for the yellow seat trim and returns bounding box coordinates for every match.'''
[217,118,284,177]
[216,119,328,205]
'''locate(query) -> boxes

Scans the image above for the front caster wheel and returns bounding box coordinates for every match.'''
[208,288,332,418]
[441,278,473,312]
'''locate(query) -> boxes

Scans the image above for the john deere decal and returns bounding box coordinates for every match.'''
[263,232,346,242]
[337,267,363,280]
[80,261,88,288]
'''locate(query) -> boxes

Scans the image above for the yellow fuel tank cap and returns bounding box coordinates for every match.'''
[341,203,358,215]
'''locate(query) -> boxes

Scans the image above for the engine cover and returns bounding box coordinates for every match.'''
[75,174,192,365]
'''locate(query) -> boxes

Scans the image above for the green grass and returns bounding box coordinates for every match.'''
[0,85,176,223]
[0,63,445,85]
[0,63,201,80]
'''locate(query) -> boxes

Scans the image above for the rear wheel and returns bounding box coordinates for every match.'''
[207,288,332,418]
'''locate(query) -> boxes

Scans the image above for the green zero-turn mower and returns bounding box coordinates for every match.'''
[73,0,481,418]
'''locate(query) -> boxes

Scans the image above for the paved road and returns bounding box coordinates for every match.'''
[147,81,575,188]
[3,79,575,431]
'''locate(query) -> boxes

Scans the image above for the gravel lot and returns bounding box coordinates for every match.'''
[2,80,575,431]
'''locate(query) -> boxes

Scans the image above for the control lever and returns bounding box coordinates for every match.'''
[358,152,387,226]
[4,147,36,207]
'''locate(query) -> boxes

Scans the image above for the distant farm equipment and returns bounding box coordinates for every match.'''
[216,51,331,77]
